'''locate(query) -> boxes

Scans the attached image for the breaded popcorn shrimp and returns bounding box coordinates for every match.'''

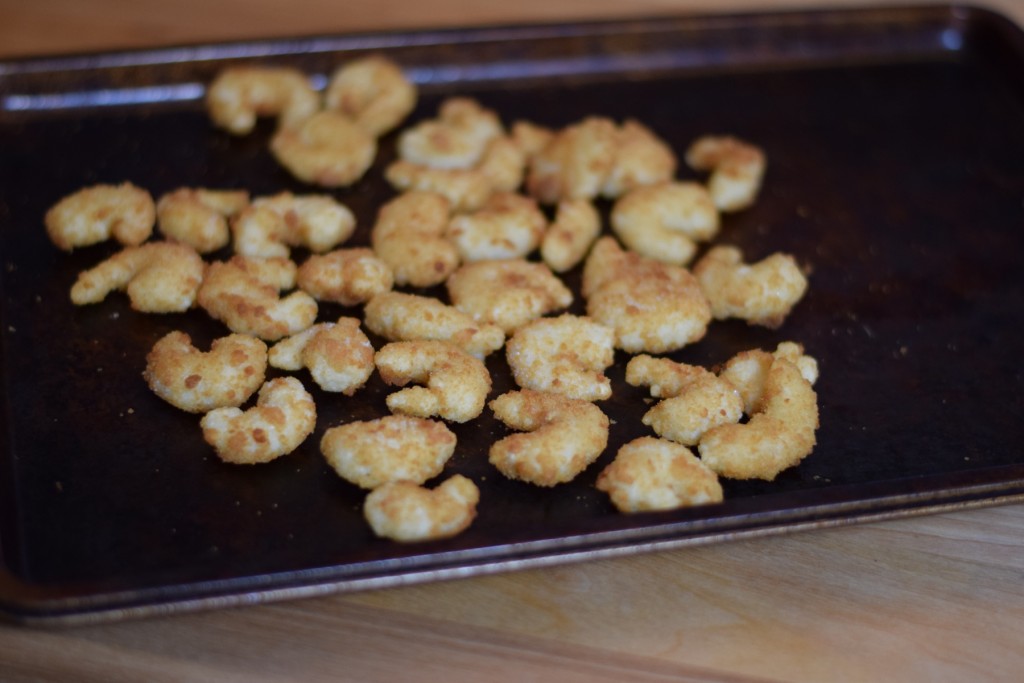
[596,437,723,513]
[582,237,711,354]
[685,135,766,212]
[156,188,249,253]
[70,241,204,313]
[45,182,155,251]
[269,317,375,394]
[233,193,355,259]
[270,111,377,187]
[510,120,555,159]
[719,342,819,414]
[540,199,601,273]
[693,245,808,328]
[398,97,503,170]
[321,415,456,489]
[505,314,615,402]
[446,259,572,333]
[197,255,318,341]
[527,116,617,204]
[626,355,743,446]
[201,377,317,464]
[375,340,491,423]
[206,66,319,135]
[370,191,459,288]
[446,192,547,262]
[143,331,267,413]
[600,119,678,199]
[296,248,393,305]
[488,389,609,487]
[699,356,819,481]
[610,182,718,266]
[364,475,480,543]
[324,55,416,137]
[364,292,505,359]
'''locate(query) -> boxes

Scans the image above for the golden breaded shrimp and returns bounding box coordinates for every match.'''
[364,475,479,543]
[270,110,377,187]
[720,342,819,414]
[445,192,547,262]
[197,255,318,341]
[45,182,155,251]
[540,199,601,273]
[527,116,617,204]
[324,54,417,137]
[511,120,555,159]
[268,317,375,394]
[375,340,492,423]
[297,247,393,305]
[321,415,456,489]
[70,241,204,313]
[488,389,609,487]
[364,292,505,359]
[475,136,527,194]
[200,377,317,465]
[685,135,766,212]
[698,356,819,481]
[600,119,677,199]
[582,237,711,354]
[398,97,503,169]
[693,245,808,328]
[143,331,267,413]
[156,188,249,253]
[610,182,718,266]
[596,437,723,513]
[206,66,319,135]
[233,194,355,258]
[370,191,459,288]
[505,314,615,402]
[624,354,709,399]
[446,259,572,333]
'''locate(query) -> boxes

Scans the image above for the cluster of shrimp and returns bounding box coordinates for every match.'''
[44,53,822,542]
[206,55,417,187]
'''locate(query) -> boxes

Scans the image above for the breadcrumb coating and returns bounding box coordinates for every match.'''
[45,182,155,251]
[698,357,819,481]
[197,255,318,341]
[596,437,723,513]
[156,188,249,253]
[540,198,601,273]
[685,135,766,212]
[446,259,572,333]
[270,110,377,187]
[206,67,319,135]
[376,340,491,423]
[364,475,479,543]
[527,116,617,204]
[269,317,375,394]
[398,97,503,170]
[70,241,204,313]
[446,191,547,262]
[296,247,393,305]
[364,291,505,359]
[241,192,356,256]
[324,55,417,137]
[370,191,459,288]
[719,342,819,414]
[600,119,678,199]
[321,415,457,489]
[201,377,317,464]
[144,331,267,413]
[610,181,718,266]
[505,314,615,402]
[583,237,711,354]
[488,389,609,487]
[693,245,808,328]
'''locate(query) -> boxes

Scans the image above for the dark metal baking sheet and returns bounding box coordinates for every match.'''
[2,4,1024,625]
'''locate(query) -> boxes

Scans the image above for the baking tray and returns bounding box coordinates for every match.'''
[2,4,1024,625]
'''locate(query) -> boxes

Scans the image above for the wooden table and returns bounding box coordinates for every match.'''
[2,1,1023,681]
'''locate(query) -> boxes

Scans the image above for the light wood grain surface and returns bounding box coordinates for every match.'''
[2,1,1024,682]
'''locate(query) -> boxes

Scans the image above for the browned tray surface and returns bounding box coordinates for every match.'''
[2,4,1024,624]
